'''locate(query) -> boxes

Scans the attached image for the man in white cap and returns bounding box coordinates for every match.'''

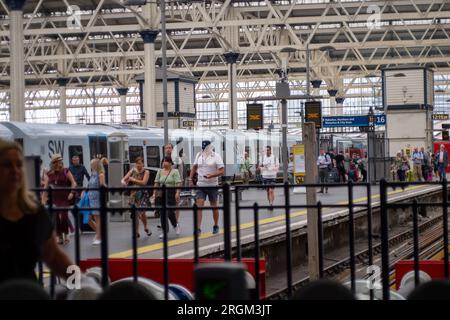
[189,140,224,234]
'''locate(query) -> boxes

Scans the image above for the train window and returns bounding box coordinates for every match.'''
[146,146,160,168]
[89,136,107,159]
[129,146,144,163]
[109,140,121,161]
[69,146,84,164]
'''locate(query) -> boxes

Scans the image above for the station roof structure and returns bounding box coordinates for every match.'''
[1,0,450,126]
[0,0,449,87]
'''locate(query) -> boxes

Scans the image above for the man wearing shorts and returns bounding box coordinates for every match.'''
[189,140,224,234]
[258,146,279,210]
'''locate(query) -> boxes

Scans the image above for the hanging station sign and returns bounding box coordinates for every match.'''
[246,103,264,130]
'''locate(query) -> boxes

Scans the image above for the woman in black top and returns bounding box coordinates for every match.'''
[0,139,73,284]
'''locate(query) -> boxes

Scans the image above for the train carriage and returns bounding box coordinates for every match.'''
[1,121,130,186]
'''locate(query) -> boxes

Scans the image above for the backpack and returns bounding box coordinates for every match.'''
[328,168,340,183]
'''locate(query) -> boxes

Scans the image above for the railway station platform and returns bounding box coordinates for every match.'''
[62,183,443,262]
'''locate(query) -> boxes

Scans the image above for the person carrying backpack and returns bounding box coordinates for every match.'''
[328,159,340,183]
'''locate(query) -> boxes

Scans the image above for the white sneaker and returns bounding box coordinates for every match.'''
[175,224,181,236]
[159,233,164,240]
[92,239,101,246]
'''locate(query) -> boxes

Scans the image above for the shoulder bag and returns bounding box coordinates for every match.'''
[155,169,173,201]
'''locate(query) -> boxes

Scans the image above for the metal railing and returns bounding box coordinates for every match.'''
[35,178,450,300]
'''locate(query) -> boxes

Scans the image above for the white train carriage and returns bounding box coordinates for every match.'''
[111,126,165,170]
[1,122,129,187]
[2,120,303,187]
[244,129,282,169]
[217,129,248,181]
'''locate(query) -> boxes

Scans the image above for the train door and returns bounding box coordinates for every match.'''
[107,132,129,215]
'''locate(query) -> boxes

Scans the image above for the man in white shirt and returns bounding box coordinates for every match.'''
[258,146,279,209]
[189,140,224,234]
[317,150,331,193]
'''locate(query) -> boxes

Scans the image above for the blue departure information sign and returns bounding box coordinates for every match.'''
[322,115,386,127]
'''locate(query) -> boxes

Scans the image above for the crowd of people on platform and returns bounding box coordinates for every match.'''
[36,140,225,247]
[9,133,450,253]
[315,149,368,193]
[391,144,448,182]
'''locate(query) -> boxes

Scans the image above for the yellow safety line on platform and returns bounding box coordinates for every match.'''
[109,185,428,259]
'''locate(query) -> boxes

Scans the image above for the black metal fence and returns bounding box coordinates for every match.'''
[35,179,450,300]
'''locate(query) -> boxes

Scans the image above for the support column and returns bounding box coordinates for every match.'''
[139,30,159,127]
[8,0,26,121]
[116,87,129,123]
[57,78,69,123]
[304,122,319,280]
[223,52,239,129]
[137,80,144,126]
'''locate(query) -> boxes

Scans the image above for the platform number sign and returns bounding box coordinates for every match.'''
[375,115,386,125]
[305,101,322,128]
[247,103,264,130]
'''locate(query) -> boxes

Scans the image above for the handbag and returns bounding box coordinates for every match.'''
[192,172,198,186]
[155,169,173,201]
[77,192,90,224]
[191,152,201,186]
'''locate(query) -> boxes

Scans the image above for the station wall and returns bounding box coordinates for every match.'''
[386,109,431,156]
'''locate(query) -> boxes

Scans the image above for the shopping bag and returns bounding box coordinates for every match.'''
[77,192,91,224]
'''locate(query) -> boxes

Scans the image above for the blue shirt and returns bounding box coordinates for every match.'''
[69,164,90,187]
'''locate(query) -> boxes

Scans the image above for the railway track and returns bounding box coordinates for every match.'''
[267,214,447,300]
